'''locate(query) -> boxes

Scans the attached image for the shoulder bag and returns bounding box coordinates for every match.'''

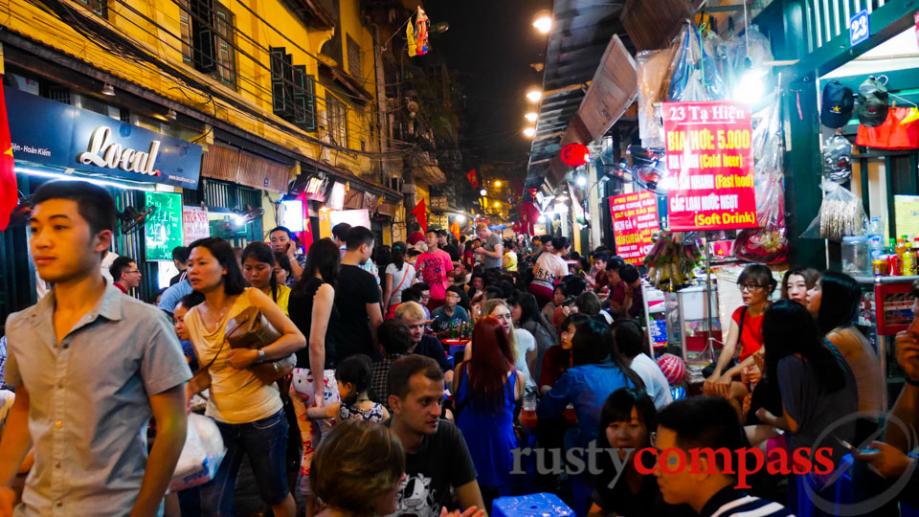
[225,306,297,385]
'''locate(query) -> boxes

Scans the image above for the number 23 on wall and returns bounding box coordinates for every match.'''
[850,9,869,47]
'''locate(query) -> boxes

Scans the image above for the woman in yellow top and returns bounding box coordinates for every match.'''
[503,239,518,272]
[242,241,291,315]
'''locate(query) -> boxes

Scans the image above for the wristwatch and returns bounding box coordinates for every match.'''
[258,349,267,363]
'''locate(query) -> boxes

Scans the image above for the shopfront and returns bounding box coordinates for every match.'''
[0,85,202,316]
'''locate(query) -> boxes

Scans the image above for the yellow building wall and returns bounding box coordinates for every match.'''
[1,0,380,180]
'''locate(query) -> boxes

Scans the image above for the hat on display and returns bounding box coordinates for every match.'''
[656,353,687,386]
[823,134,852,183]
[856,76,889,127]
[820,81,854,129]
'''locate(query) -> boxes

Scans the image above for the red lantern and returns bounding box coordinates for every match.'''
[560,143,590,168]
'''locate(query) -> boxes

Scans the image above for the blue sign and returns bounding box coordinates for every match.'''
[5,88,202,189]
[850,9,870,47]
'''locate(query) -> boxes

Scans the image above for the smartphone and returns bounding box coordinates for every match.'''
[838,438,879,455]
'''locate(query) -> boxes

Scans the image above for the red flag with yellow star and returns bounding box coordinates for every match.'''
[0,79,16,231]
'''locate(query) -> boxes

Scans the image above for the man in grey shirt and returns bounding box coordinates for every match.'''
[474,223,504,272]
[0,181,191,516]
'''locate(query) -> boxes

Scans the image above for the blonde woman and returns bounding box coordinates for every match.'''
[465,299,537,389]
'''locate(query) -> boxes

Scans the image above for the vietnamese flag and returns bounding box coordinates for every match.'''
[410,198,428,234]
[0,79,16,232]
[465,168,478,188]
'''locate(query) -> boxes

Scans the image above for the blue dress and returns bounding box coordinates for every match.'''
[455,367,518,492]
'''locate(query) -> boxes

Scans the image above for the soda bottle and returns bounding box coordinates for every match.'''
[888,247,902,276]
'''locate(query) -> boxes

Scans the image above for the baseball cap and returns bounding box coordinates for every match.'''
[820,81,854,129]
[856,76,889,127]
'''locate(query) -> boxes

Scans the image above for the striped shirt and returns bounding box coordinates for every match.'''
[702,487,795,517]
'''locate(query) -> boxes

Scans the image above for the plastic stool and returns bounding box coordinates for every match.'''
[491,493,574,517]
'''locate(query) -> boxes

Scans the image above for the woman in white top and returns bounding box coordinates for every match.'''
[184,237,305,517]
[529,236,571,307]
[382,244,416,310]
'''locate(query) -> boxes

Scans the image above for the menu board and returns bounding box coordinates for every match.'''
[182,205,210,245]
[144,192,183,260]
[662,101,758,231]
[609,191,660,265]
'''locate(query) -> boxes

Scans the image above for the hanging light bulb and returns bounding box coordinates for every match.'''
[532,15,553,34]
[526,89,542,103]
[523,127,537,138]
[525,112,538,123]
[734,63,768,105]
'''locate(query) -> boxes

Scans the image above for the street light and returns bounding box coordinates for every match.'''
[494,180,502,188]
[526,89,542,103]
[533,15,553,34]
[525,112,538,123]
[523,127,537,138]
[480,188,488,197]
[455,214,466,224]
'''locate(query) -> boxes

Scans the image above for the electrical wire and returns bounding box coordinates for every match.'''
[37,0,406,153]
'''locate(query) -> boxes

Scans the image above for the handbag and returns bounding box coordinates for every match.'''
[224,306,297,385]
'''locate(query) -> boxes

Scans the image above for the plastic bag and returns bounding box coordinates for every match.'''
[637,49,675,148]
[823,134,852,183]
[735,95,789,264]
[170,413,226,491]
[801,179,867,242]
[668,24,725,102]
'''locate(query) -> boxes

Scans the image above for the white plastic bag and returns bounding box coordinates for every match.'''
[170,413,226,491]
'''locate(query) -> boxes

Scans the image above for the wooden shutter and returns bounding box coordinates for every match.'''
[292,65,308,127]
[191,0,216,73]
[270,47,290,116]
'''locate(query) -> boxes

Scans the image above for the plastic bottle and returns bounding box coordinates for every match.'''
[888,246,902,276]
[868,218,885,267]
[903,244,916,277]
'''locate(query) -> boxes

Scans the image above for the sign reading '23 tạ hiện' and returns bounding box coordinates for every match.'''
[5,87,202,189]
[662,101,758,232]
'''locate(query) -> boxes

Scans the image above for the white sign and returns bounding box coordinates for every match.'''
[78,126,161,175]
[279,200,305,232]
[182,205,210,245]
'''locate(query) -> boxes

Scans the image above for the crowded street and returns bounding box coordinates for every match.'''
[2,0,919,516]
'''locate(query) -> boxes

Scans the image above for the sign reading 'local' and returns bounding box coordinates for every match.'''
[6,87,201,188]
[662,101,758,232]
[78,127,162,176]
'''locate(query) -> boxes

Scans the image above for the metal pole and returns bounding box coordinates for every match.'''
[704,232,715,362]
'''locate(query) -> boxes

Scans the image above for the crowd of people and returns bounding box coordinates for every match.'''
[3,180,919,517]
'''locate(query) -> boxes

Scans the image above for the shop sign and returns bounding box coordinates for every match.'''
[850,9,870,47]
[662,101,758,232]
[182,205,210,245]
[609,191,660,265]
[6,88,201,189]
[145,192,184,260]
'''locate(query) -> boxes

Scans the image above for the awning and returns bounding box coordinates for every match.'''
[547,35,639,184]
[526,0,628,185]
[621,0,692,51]
[201,143,292,192]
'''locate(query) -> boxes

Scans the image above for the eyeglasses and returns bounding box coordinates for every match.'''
[738,283,765,292]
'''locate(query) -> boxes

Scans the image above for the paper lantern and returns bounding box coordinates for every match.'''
[559,143,590,168]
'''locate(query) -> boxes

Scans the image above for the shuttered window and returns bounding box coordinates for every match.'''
[270,47,317,131]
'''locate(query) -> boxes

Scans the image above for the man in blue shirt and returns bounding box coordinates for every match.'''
[0,181,190,516]
[431,286,470,337]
